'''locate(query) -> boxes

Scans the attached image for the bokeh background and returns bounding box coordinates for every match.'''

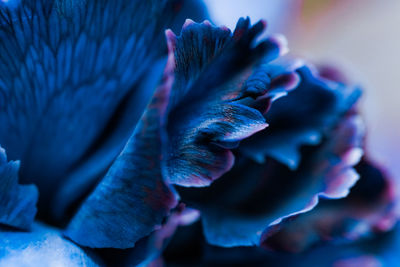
[204,0,400,182]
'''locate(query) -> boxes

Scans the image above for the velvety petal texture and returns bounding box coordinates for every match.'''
[64,47,177,249]
[0,0,207,222]
[240,66,362,169]
[165,18,290,187]
[0,146,38,230]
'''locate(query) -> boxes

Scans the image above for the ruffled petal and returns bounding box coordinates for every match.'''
[240,66,362,169]
[0,146,38,230]
[0,223,102,266]
[178,112,364,247]
[64,46,177,249]
[263,159,397,252]
[165,18,290,187]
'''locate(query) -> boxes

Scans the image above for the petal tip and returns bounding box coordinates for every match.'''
[269,34,289,56]
[183,18,195,28]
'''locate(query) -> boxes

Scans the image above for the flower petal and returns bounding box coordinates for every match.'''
[0,146,38,230]
[165,18,288,187]
[94,205,200,266]
[263,159,397,253]
[178,113,364,247]
[240,66,362,169]
[64,45,177,249]
[0,0,208,222]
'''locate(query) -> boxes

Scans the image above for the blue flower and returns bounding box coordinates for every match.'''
[0,0,396,265]
[0,0,294,264]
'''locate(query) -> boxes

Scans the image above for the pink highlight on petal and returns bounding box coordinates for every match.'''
[222,122,269,142]
[270,72,301,92]
[165,29,177,52]
[322,168,360,199]
[285,73,301,92]
[268,195,320,227]
[165,29,177,78]
[269,34,289,56]
[183,18,195,28]
[318,64,350,84]
[374,213,397,232]
[289,58,306,71]
[343,148,364,166]
[260,19,267,29]
[203,20,212,26]
[220,25,231,32]
[178,208,200,225]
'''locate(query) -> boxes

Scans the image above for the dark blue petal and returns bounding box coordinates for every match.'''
[165,19,289,187]
[240,65,362,169]
[241,60,301,102]
[263,159,397,253]
[64,54,178,249]
[0,222,102,266]
[178,113,364,247]
[0,146,37,230]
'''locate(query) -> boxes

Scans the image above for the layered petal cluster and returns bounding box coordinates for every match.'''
[240,65,362,169]
[165,18,292,187]
[176,64,366,248]
[162,160,397,266]
[65,17,291,250]
[264,158,397,252]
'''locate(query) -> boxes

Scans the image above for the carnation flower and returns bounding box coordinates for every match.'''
[0,0,292,265]
[0,0,397,266]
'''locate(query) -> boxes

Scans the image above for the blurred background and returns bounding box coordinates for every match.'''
[204,0,400,182]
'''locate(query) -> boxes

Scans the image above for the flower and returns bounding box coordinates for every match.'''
[0,0,397,266]
[0,0,294,265]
